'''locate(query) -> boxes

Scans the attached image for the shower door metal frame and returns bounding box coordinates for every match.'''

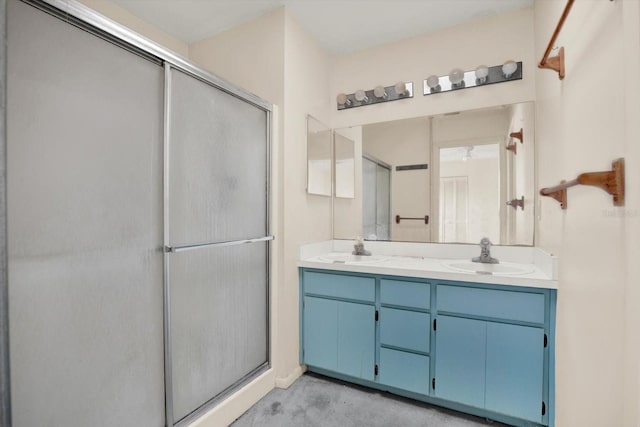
[0,0,10,425]
[4,1,274,426]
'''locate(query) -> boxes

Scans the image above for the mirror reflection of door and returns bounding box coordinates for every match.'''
[362,155,391,240]
[436,143,501,243]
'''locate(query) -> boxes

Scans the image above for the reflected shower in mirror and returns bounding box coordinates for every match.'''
[333,102,535,245]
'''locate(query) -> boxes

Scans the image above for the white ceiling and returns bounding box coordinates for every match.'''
[109,0,534,54]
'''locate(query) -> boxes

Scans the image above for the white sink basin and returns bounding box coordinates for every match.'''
[442,260,535,276]
[316,253,389,264]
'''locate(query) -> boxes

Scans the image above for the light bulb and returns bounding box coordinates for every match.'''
[449,68,465,85]
[502,60,518,78]
[354,89,368,103]
[336,93,350,106]
[475,65,489,84]
[426,75,440,89]
[394,82,407,95]
[373,86,387,99]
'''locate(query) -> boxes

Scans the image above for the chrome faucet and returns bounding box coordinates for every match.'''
[472,237,499,264]
[352,237,371,256]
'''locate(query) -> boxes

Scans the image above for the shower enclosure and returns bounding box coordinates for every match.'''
[5,0,272,425]
[362,155,391,241]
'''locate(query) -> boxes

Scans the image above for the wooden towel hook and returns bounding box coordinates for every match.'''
[539,158,625,209]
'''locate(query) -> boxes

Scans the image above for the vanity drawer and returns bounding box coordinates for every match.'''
[303,271,375,302]
[380,308,430,353]
[380,279,430,310]
[379,348,430,396]
[437,285,545,324]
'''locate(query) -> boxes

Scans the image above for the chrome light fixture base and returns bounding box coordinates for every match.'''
[337,82,413,110]
[423,62,523,96]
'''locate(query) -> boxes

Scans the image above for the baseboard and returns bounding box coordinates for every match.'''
[275,365,305,389]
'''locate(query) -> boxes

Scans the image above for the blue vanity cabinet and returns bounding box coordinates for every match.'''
[299,268,556,427]
[301,271,376,381]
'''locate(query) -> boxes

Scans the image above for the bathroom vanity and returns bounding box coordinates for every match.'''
[298,241,557,427]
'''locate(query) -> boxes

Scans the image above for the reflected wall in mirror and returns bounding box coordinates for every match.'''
[307,115,332,196]
[333,102,535,245]
[334,130,355,198]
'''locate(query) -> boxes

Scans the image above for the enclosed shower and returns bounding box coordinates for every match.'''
[5,0,272,425]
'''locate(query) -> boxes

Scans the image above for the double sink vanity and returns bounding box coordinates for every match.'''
[298,240,557,427]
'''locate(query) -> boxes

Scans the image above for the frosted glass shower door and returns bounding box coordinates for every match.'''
[167,69,270,423]
[7,1,165,426]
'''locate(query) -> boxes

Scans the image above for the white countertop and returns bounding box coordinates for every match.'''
[298,241,558,290]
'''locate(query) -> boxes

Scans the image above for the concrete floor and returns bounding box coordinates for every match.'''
[231,373,507,427]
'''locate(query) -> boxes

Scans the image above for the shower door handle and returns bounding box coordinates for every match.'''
[165,235,274,253]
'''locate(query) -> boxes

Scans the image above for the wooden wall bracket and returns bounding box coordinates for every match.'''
[541,180,570,209]
[577,158,625,206]
[538,0,574,80]
[506,141,517,154]
[539,158,625,209]
[539,47,566,80]
[510,128,524,143]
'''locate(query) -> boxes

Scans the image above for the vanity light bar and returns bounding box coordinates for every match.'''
[423,61,523,96]
[336,82,413,110]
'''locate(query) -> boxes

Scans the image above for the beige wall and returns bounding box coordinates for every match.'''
[280,7,333,385]
[535,1,639,426]
[622,2,640,425]
[77,0,189,56]
[330,7,536,129]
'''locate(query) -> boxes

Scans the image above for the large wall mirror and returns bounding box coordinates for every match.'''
[333,102,535,245]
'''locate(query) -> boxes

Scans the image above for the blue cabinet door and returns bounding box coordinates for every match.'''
[303,296,375,381]
[435,316,486,408]
[337,301,376,380]
[485,322,544,423]
[303,296,338,372]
